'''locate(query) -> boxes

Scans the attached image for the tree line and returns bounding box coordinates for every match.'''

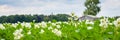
[0,14,70,23]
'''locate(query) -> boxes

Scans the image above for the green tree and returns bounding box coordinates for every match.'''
[84,0,100,16]
[0,14,70,23]
[56,14,70,21]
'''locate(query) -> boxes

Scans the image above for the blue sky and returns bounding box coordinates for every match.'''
[0,0,120,17]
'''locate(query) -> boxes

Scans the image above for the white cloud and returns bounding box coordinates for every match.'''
[97,0,120,17]
[3,0,120,17]
[0,5,15,12]
[0,1,85,16]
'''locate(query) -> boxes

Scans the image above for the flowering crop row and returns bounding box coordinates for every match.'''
[0,18,120,40]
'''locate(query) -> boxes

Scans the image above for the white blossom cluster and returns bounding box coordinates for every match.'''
[99,18,109,28]
[114,18,120,27]
[13,29,23,40]
[1,17,120,39]
[52,28,62,36]
[0,24,5,30]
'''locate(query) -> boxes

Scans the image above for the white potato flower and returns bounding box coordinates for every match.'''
[21,22,31,28]
[1,39,5,40]
[87,26,93,30]
[48,26,53,30]
[12,23,18,28]
[13,29,23,40]
[27,30,31,35]
[63,22,68,24]
[48,21,51,23]
[74,23,77,27]
[34,24,40,29]
[56,22,62,24]
[68,17,72,20]
[0,24,5,30]
[99,23,108,28]
[117,18,120,21]
[114,21,120,27]
[40,21,47,28]
[99,18,109,28]
[56,25,61,29]
[39,29,45,34]
[52,28,62,36]
[25,23,31,28]
[100,18,109,23]
[108,32,113,35]
[51,23,56,26]
[70,12,75,17]
[109,23,113,25]
[71,15,78,21]
[17,21,21,24]
[114,18,120,27]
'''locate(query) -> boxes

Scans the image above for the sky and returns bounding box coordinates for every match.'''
[0,0,120,17]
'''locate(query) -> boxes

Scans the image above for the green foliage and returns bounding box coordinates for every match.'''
[0,17,120,40]
[0,14,70,23]
[84,0,100,16]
